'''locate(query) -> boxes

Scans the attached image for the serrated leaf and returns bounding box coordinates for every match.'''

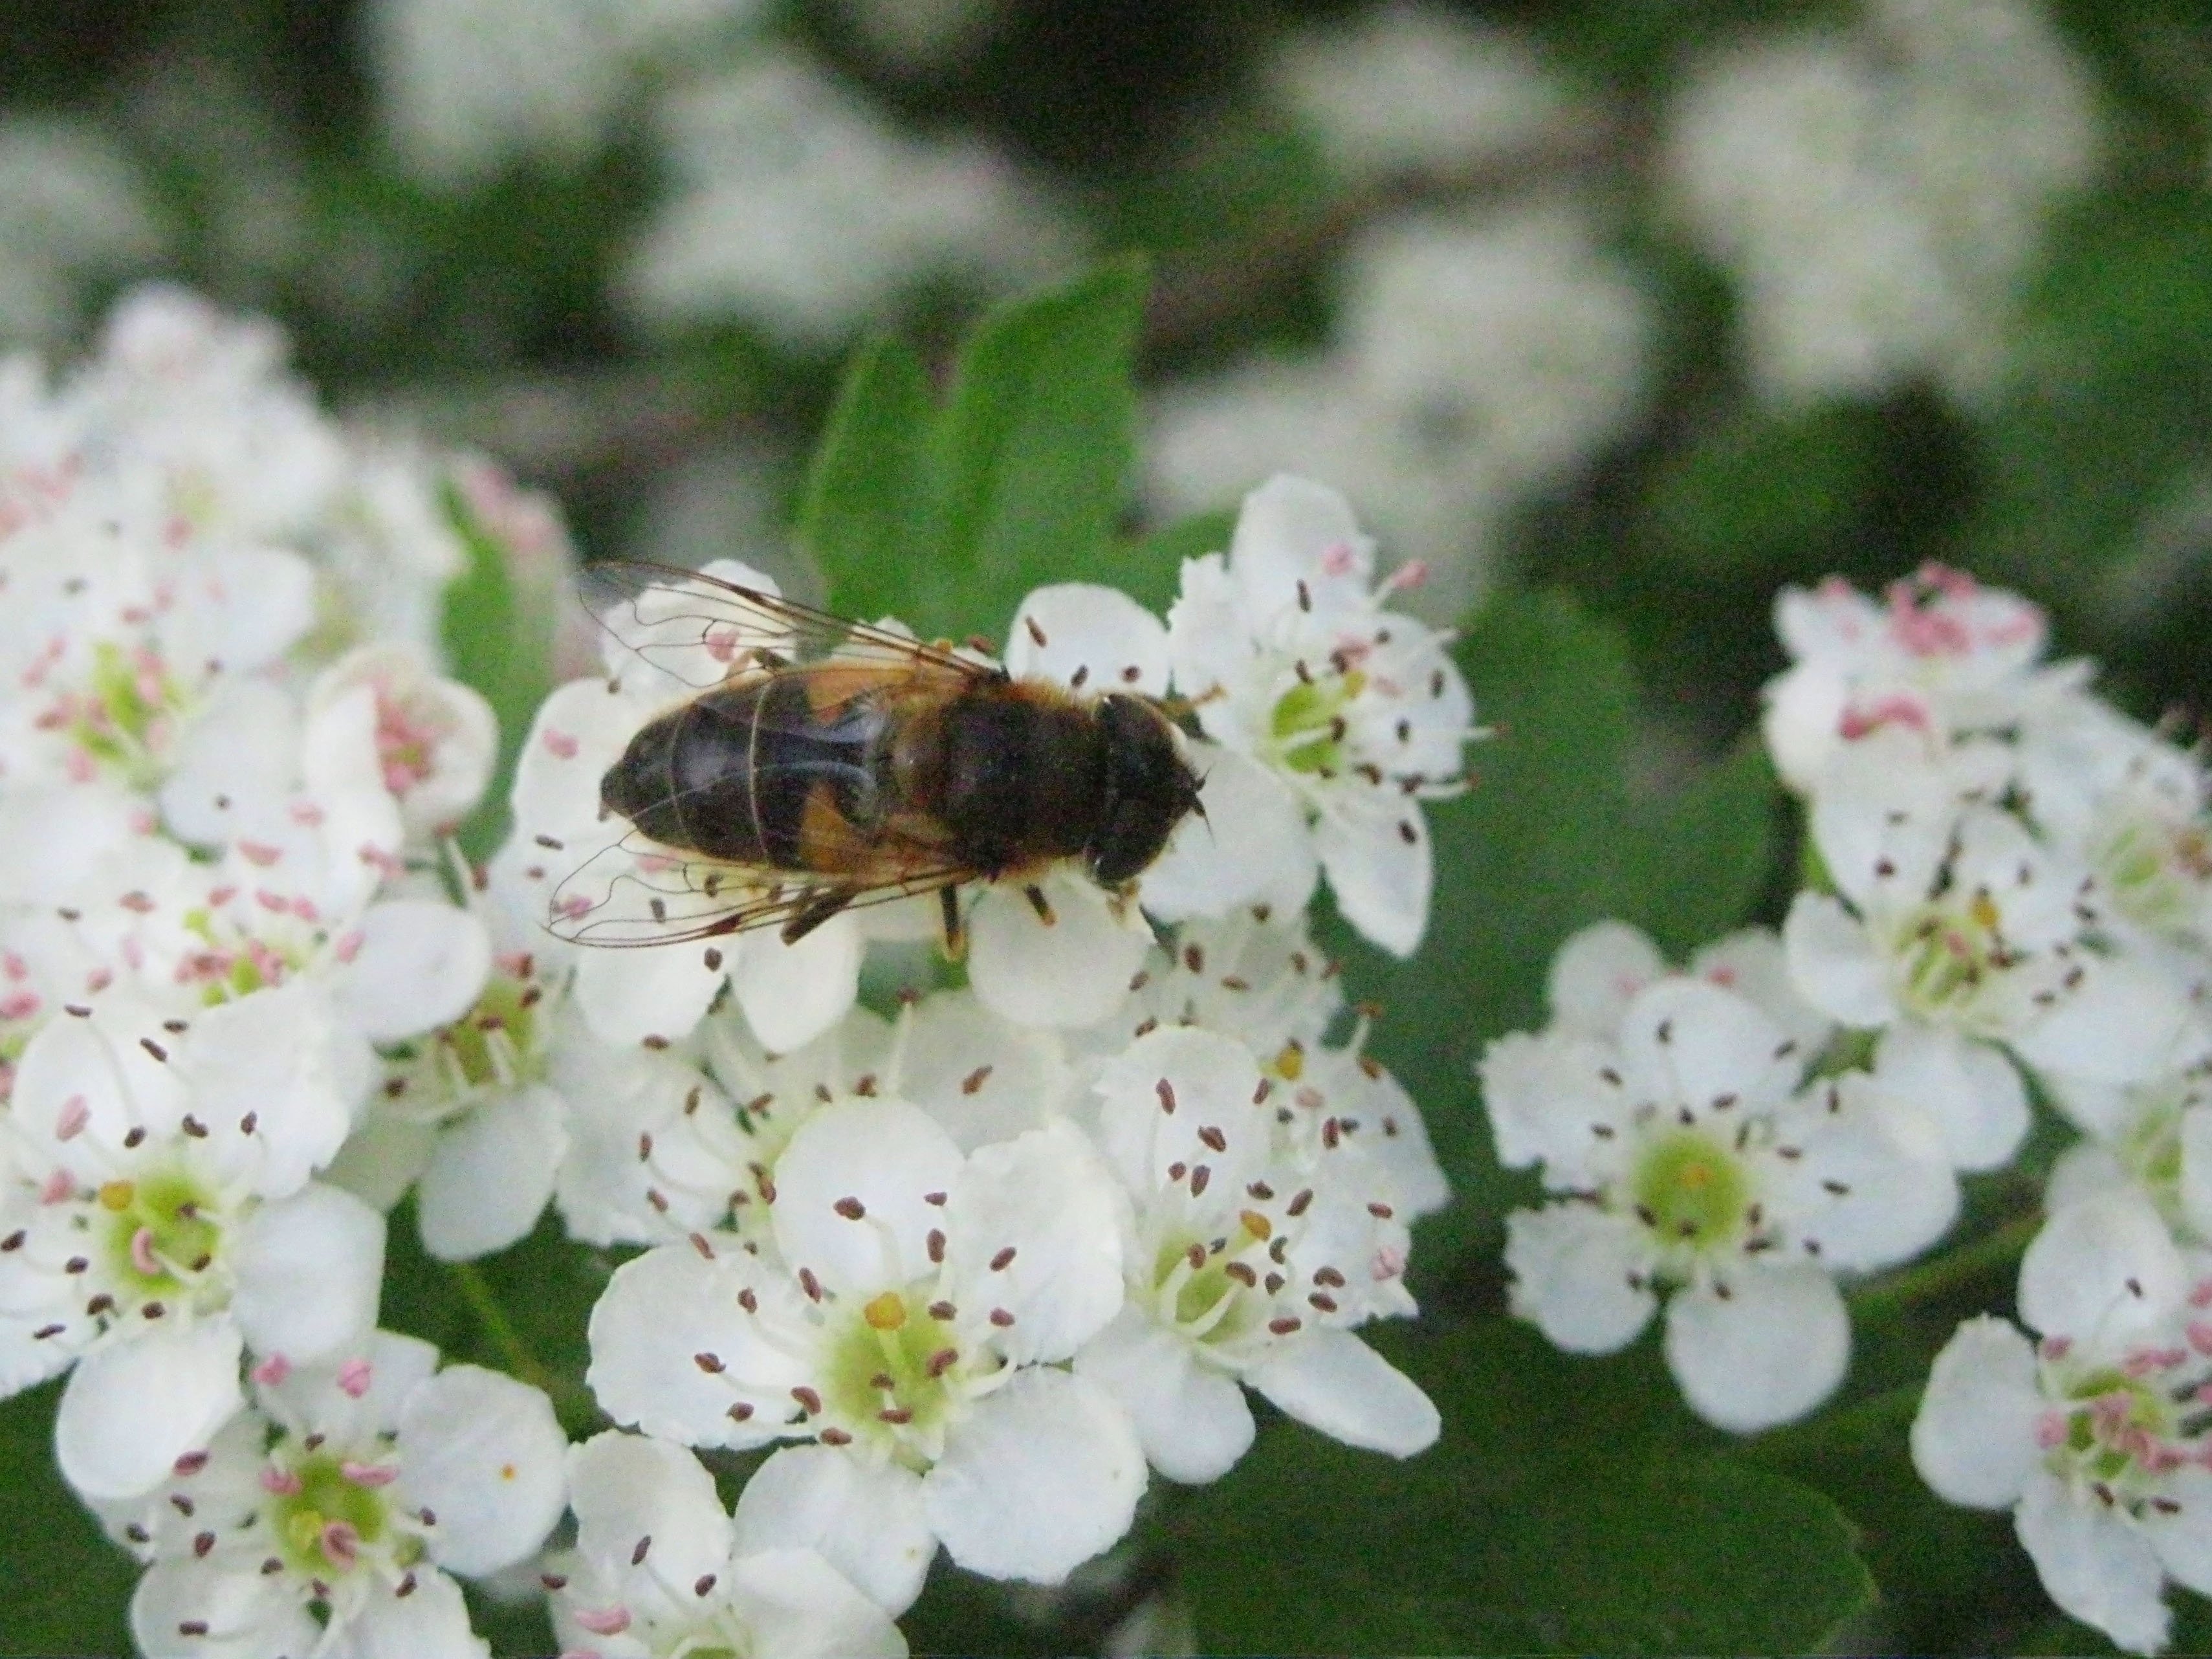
[798,335,937,626]
[1177,1317,1875,1654]
[928,256,1148,635]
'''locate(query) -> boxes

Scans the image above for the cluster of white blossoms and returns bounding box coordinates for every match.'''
[1479,557,2212,1647]
[1661,0,2098,408]
[0,292,1472,1659]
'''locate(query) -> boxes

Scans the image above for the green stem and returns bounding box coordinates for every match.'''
[1847,1211,2042,1324]
[448,1260,599,1433]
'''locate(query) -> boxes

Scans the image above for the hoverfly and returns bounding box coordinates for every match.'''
[548,562,1203,954]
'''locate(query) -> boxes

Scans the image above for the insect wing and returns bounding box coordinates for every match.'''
[579,560,997,692]
[547,829,968,947]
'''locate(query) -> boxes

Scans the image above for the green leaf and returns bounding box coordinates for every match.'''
[805,259,1152,644]
[796,335,937,627]
[1177,1316,1876,1654]
[1324,591,1780,1268]
[441,480,555,862]
[1641,402,1885,574]
[0,1380,137,1654]
[929,255,1148,632]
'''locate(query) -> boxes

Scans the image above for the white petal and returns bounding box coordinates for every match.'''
[177,983,356,1196]
[1073,1306,1255,1485]
[731,916,862,1053]
[1617,979,1797,1118]
[2015,1467,2172,1655]
[1005,584,1170,698]
[898,991,1062,1152]
[1872,1022,2030,1172]
[732,1446,935,1616]
[131,1557,320,1659]
[261,1330,441,1444]
[723,1548,908,1659]
[2181,1106,2212,1242]
[1227,474,1373,621]
[567,1430,734,1605]
[323,1108,439,1213]
[947,1121,1125,1363]
[1546,920,1666,1038]
[772,1099,963,1296]
[417,1085,567,1262]
[585,1245,804,1448]
[2017,954,2193,1087]
[321,1572,487,1659]
[1313,796,1430,958]
[2018,1190,2187,1348]
[1502,1205,1655,1354]
[1777,1072,1959,1271]
[1092,1026,1272,1198]
[229,1182,387,1363]
[160,679,301,846]
[967,873,1153,1030]
[56,1321,243,1500]
[399,1365,569,1576]
[1476,1030,1621,1177]
[1909,1315,2043,1508]
[1137,747,1317,923]
[923,1367,1144,1584]
[509,678,658,837]
[1782,892,1897,1028]
[328,902,493,1044]
[2145,1465,2212,1599]
[1244,1327,1440,1456]
[576,938,725,1049]
[1662,1266,1850,1433]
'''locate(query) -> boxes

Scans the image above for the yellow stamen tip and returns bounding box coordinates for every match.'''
[98,1181,135,1212]
[863,1291,908,1331]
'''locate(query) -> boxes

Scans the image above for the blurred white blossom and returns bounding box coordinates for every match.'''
[0,116,163,347]
[1663,0,2099,407]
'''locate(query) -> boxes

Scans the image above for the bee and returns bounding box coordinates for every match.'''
[550,562,1203,953]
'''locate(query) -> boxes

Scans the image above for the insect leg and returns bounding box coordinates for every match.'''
[778,887,859,945]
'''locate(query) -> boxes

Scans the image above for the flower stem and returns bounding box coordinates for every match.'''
[448,1260,599,1433]
[1846,1211,2042,1324]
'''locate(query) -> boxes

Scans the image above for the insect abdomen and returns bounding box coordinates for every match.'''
[601,676,882,869]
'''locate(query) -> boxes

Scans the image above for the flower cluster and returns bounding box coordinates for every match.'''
[1477,559,2212,1647]
[0,287,589,1654]
[3,307,1469,1659]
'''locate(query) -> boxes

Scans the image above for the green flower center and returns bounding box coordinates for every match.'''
[1149,1213,1275,1346]
[101,1168,223,1296]
[2100,813,2211,939]
[272,1451,397,1578]
[1893,891,2009,1022]
[71,641,185,786]
[2059,1370,2179,1489]
[1269,670,1365,776]
[441,972,540,1092]
[1631,1130,1749,1253]
[822,1290,964,1465]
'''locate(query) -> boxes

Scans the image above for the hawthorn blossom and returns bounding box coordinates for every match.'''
[585,1097,1143,1584]
[1912,1193,2212,1654]
[1543,918,1832,1057]
[545,1432,908,1658]
[303,644,498,846]
[1071,1027,1440,1483]
[104,1330,566,1659]
[1760,566,2080,793]
[1784,730,2193,1170]
[0,996,384,1500]
[2042,1041,2212,1247]
[1154,475,1476,957]
[1482,976,1956,1432]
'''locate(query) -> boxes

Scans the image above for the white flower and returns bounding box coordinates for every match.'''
[545,1431,908,1657]
[585,1097,1143,1585]
[1269,4,1566,186]
[104,1330,567,1659]
[2042,1038,2212,1247]
[620,52,1076,346]
[303,645,498,844]
[1155,476,1476,957]
[0,997,386,1500]
[1482,976,1956,1432]
[1784,731,2193,1169]
[1760,565,2081,793]
[2015,692,2212,955]
[1911,1193,2212,1654]
[1072,1027,1439,1484]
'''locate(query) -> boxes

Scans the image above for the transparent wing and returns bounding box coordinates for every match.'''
[579,561,996,692]
[547,829,967,947]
